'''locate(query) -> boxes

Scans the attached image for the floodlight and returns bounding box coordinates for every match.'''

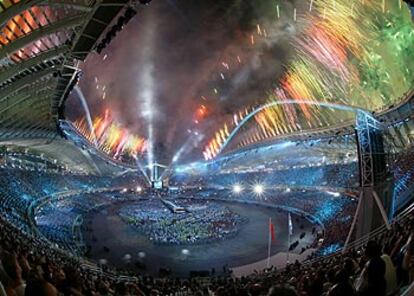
[253,184,264,195]
[233,184,243,193]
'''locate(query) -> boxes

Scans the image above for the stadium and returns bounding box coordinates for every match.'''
[0,0,414,295]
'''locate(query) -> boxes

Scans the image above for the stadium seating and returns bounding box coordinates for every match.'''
[0,148,413,295]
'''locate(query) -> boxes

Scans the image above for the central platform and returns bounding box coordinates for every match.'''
[82,198,316,277]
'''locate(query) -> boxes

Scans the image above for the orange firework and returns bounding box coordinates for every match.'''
[74,110,147,159]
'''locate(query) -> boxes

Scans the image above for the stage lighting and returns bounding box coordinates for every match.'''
[138,251,146,259]
[327,191,340,197]
[136,186,143,192]
[232,184,243,194]
[253,184,264,195]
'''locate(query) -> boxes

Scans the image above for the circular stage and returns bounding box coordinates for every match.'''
[82,198,316,277]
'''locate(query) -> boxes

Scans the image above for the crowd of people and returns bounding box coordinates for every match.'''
[0,144,414,294]
[0,200,413,295]
[171,162,359,190]
[392,145,414,206]
[119,199,247,245]
[175,187,356,254]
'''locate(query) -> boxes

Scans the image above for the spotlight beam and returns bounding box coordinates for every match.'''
[158,133,204,181]
[74,86,98,148]
[134,155,151,185]
[138,19,157,181]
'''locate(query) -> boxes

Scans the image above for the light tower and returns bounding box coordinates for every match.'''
[343,111,393,251]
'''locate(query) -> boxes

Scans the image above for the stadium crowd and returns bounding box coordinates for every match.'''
[392,145,414,205]
[171,163,359,190]
[0,145,414,294]
[0,203,413,296]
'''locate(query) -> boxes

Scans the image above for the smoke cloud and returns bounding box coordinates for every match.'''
[66,0,304,163]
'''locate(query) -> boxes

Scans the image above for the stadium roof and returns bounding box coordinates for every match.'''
[0,0,137,141]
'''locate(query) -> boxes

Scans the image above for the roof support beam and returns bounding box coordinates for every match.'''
[0,15,85,60]
[0,46,68,84]
[0,132,55,142]
[0,102,50,131]
[0,88,51,111]
[19,127,55,140]
[0,117,53,139]
[57,69,79,107]
[0,0,44,29]
[0,0,92,29]
[0,88,53,115]
[2,80,55,101]
[0,97,50,125]
[0,0,134,141]
[0,67,55,101]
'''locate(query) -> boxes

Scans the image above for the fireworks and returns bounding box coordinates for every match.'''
[74,110,147,159]
[203,0,414,160]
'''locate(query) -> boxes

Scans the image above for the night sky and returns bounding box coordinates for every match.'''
[66,0,303,163]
